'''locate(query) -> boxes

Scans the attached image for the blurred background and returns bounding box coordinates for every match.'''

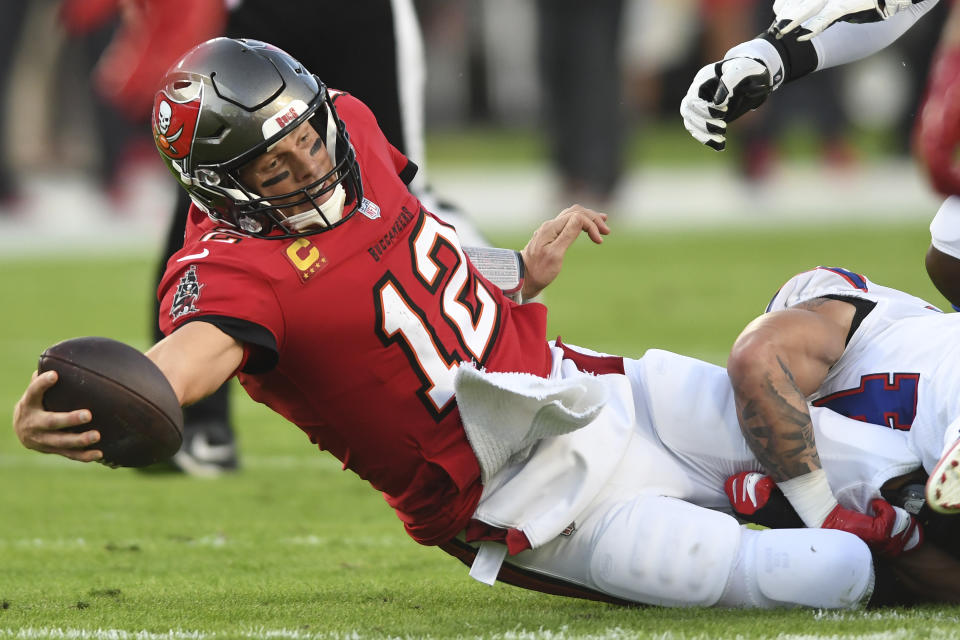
[0,0,947,257]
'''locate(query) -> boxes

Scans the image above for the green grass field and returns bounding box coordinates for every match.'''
[2,222,959,639]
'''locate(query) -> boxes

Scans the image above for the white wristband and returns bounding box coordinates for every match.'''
[462,246,525,302]
[724,39,785,90]
[778,469,839,527]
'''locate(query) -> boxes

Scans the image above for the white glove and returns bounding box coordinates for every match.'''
[772,0,916,41]
[680,57,772,151]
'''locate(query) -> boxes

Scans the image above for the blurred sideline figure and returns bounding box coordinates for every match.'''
[536,0,625,210]
[0,0,30,210]
[66,0,487,475]
[51,0,219,212]
[915,0,960,196]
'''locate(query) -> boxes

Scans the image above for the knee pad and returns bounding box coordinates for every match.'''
[719,527,874,609]
[588,495,742,606]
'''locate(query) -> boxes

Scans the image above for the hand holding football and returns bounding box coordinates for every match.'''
[38,337,184,467]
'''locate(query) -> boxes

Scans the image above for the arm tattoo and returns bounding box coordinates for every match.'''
[735,356,821,482]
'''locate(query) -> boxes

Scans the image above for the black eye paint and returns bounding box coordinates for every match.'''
[261,171,290,188]
[309,138,324,156]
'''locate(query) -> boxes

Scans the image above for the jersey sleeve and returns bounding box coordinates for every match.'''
[765,266,874,313]
[766,265,943,318]
[158,261,284,369]
[388,142,417,185]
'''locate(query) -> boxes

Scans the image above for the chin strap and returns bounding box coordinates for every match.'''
[282,183,347,231]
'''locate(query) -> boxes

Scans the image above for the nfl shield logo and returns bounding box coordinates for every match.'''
[359,198,381,220]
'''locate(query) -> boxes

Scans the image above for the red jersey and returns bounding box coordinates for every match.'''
[158,93,553,545]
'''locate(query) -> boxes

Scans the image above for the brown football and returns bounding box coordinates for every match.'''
[38,337,183,467]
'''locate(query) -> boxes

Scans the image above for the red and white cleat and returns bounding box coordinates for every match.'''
[926,438,960,514]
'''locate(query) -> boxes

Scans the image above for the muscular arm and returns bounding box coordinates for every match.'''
[727,298,854,483]
[728,296,923,553]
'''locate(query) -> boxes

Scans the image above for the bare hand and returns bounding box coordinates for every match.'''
[12,370,102,462]
[520,205,609,300]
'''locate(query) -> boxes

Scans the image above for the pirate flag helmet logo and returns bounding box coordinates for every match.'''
[153,91,201,160]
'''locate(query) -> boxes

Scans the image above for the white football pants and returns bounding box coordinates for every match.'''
[459,345,904,608]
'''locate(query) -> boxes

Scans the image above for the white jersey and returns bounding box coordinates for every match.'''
[767,266,960,474]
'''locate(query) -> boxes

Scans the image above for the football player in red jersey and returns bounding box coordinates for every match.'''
[14,38,889,609]
[66,0,484,476]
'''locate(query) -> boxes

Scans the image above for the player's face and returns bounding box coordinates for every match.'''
[238,120,336,216]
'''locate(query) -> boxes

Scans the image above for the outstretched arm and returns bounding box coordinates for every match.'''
[146,321,244,407]
[13,322,243,462]
[682,0,939,151]
[771,0,933,41]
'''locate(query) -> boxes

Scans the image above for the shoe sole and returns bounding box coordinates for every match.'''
[926,437,960,514]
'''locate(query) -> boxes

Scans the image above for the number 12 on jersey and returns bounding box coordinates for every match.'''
[375,215,500,418]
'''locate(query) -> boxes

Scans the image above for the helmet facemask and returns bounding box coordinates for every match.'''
[196,90,363,238]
